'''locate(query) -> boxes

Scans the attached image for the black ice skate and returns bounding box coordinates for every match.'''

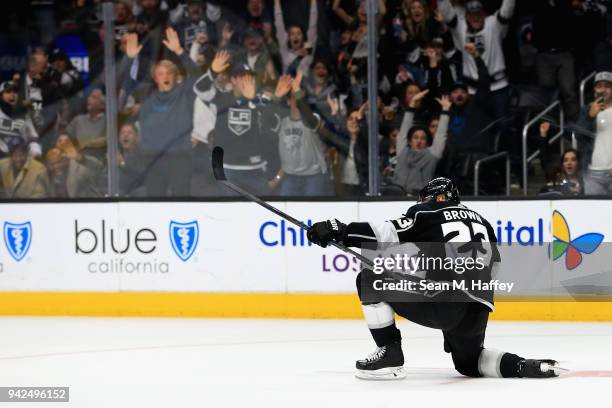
[355,341,406,380]
[518,359,567,378]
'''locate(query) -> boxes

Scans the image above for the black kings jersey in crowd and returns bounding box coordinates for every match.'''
[194,70,270,169]
[344,201,501,310]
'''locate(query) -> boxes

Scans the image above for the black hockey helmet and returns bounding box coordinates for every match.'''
[418,177,460,204]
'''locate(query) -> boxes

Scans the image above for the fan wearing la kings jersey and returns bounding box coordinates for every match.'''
[438,0,516,166]
[307,178,561,381]
[194,51,283,194]
[0,81,40,158]
[438,0,515,95]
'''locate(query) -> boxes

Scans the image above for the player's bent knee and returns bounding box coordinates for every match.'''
[452,354,482,378]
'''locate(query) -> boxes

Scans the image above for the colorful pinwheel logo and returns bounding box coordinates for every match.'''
[551,211,604,270]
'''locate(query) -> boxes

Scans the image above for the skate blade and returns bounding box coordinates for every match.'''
[542,363,570,375]
[355,366,406,381]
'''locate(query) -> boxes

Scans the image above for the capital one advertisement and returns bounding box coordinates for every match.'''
[0,200,609,296]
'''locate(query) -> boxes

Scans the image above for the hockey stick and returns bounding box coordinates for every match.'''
[212,146,374,268]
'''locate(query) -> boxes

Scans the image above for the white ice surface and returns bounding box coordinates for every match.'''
[0,318,610,408]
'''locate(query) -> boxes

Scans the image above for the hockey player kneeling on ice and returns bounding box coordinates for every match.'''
[307,177,563,380]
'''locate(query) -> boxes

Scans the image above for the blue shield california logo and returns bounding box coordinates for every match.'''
[169,221,199,262]
[4,221,32,262]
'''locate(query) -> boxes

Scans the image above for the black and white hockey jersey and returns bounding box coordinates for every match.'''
[0,104,39,155]
[194,70,270,170]
[344,201,501,310]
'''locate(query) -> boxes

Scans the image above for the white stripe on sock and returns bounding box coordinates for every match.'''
[478,348,505,378]
[362,302,395,329]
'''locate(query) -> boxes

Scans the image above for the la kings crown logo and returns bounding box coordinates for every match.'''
[228,108,251,136]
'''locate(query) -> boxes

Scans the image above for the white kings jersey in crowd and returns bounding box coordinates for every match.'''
[0,109,40,156]
[591,106,612,171]
[438,0,516,94]
[343,201,501,310]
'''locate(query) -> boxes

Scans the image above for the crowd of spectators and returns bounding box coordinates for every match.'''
[0,0,610,199]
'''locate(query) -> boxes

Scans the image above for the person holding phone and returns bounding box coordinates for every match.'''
[578,71,612,195]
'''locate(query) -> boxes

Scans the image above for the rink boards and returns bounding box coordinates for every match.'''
[0,199,611,320]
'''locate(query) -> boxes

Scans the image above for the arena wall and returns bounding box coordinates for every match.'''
[0,200,610,320]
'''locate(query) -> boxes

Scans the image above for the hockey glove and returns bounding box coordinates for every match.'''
[307,219,348,248]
